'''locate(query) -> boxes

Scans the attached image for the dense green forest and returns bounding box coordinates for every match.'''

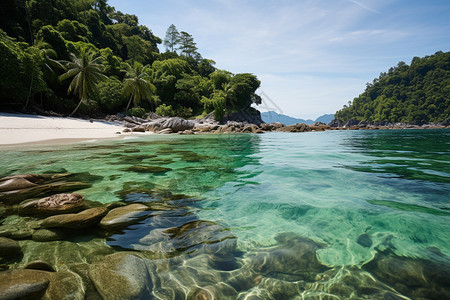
[0,0,261,119]
[335,51,450,124]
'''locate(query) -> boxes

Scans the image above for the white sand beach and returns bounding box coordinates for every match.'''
[0,113,127,145]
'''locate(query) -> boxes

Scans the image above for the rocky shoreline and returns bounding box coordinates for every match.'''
[1,172,449,299]
[106,114,450,136]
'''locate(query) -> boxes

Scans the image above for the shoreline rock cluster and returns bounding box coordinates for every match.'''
[329,118,450,130]
[107,114,334,135]
[106,114,450,136]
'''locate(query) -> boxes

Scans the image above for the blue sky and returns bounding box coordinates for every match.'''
[108,0,450,119]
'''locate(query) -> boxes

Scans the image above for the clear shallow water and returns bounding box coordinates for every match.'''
[1,129,449,299]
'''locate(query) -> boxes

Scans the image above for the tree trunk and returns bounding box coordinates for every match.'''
[23,74,34,111]
[68,98,84,117]
[126,93,134,111]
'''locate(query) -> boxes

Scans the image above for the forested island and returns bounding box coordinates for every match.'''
[0,0,261,121]
[334,51,450,125]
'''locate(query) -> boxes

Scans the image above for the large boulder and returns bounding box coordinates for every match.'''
[161,117,195,133]
[222,109,264,126]
[19,193,84,216]
[99,204,149,230]
[41,207,108,229]
[140,121,163,132]
[89,253,153,300]
[0,237,22,258]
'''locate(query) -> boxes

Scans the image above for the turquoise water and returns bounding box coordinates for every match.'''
[1,129,449,299]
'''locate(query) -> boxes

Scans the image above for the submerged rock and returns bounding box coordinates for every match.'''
[42,270,85,300]
[122,165,172,174]
[164,220,237,255]
[24,260,56,272]
[19,193,85,216]
[363,251,450,299]
[32,228,67,242]
[0,177,38,192]
[0,182,91,205]
[248,233,329,282]
[0,173,98,205]
[0,269,50,300]
[89,252,153,300]
[357,233,373,248]
[100,203,149,230]
[0,237,22,258]
[41,207,108,229]
[9,228,34,240]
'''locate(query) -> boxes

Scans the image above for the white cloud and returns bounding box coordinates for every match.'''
[348,0,381,14]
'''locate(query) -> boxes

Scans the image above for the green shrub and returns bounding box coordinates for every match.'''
[175,106,193,118]
[97,78,127,113]
[155,103,174,117]
[127,107,146,118]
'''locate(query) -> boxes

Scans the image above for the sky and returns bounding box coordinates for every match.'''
[108,0,450,119]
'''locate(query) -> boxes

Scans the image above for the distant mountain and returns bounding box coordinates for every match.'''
[315,114,334,124]
[261,111,334,125]
[260,111,313,125]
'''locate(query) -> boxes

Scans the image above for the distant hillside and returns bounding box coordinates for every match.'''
[261,111,334,125]
[335,51,450,124]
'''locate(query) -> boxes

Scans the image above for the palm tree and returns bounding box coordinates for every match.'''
[122,61,157,111]
[59,48,107,117]
[34,36,64,78]
[23,37,65,110]
[220,82,237,110]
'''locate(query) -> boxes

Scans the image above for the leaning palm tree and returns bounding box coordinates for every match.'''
[122,61,157,111]
[59,47,107,117]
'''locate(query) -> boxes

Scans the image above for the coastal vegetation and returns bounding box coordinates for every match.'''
[335,51,450,124]
[0,0,261,120]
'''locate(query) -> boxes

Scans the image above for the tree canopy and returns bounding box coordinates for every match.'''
[0,0,262,120]
[335,51,450,124]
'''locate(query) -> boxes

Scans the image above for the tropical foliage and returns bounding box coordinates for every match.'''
[335,52,450,124]
[0,0,261,119]
[58,48,106,116]
[122,61,156,111]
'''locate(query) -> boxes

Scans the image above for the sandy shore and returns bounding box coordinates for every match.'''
[0,113,126,145]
